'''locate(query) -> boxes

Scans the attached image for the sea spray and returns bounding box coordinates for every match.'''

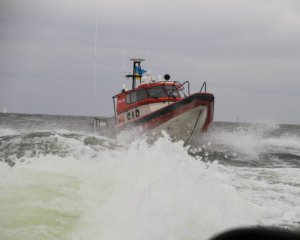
[1,134,258,240]
[1,116,300,240]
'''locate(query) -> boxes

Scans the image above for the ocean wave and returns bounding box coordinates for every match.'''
[0,135,257,240]
[1,122,300,239]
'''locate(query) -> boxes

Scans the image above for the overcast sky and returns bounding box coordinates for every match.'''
[1,0,299,124]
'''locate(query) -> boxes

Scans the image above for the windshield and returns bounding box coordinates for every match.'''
[164,85,180,98]
[148,86,166,98]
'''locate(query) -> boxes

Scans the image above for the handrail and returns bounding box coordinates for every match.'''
[200,82,207,92]
[112,96,117,119]
[167,81,190,98]
[92,117,109,133]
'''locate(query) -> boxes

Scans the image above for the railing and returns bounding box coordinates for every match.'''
[92,117,109,133]
[112,96,117,119]
[167,81,190,98]
[199,81,207,92]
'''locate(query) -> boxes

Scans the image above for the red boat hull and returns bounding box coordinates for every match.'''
[118,92,214,144]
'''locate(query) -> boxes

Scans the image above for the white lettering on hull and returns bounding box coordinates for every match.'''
[118,102,169,124]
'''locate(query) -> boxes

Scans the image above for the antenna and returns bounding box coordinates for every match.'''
[122,47,126,74]
[94,18,98,58]
[146,44,150,67]
[93,17,98,116]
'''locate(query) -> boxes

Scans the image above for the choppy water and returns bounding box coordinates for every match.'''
[0,113,300,240]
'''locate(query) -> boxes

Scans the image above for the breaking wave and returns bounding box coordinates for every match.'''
[0,122,300,240]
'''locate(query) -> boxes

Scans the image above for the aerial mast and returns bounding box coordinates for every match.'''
[126,58,145,90]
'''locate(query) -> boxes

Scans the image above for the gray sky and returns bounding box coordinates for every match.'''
[1,0,299,124]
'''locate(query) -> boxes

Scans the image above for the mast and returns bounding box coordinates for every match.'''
[126,58,145,90]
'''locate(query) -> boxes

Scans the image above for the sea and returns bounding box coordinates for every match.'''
[0,113,300,240]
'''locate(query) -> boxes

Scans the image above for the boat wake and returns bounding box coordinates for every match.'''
[0,123,300,240]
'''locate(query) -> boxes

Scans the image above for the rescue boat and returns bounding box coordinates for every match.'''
[94,58,214,145]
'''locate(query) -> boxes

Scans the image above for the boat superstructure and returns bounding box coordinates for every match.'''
[94,58,214,144]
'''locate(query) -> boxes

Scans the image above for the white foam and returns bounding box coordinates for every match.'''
[1,133,299,240]
[0,128,18,136]
[202,123,300,160]
[263,136,300,150]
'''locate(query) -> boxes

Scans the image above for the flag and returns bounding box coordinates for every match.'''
[134,66,147,79]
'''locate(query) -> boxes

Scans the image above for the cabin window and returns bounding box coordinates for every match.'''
[126,94,131,104]
[137,89,147,101]
[126,92,137,104]
[148,86,166,99]
[164,85,180,98]
[126,90,147,104]
[131,91,137,103]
